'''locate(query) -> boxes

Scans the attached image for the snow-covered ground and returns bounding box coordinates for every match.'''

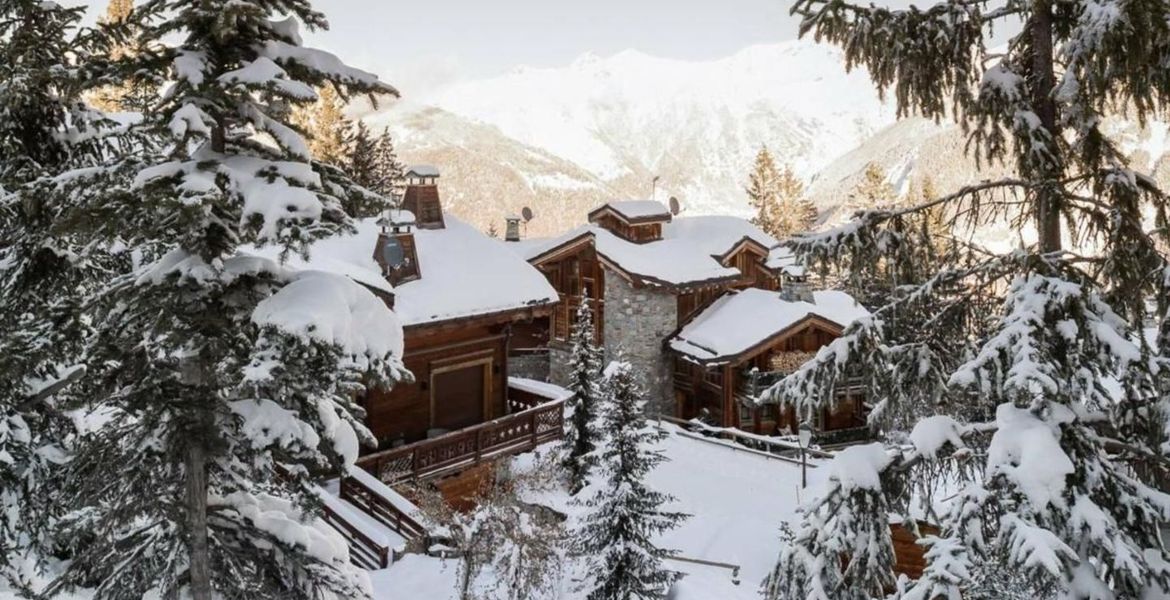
[366,422,828,599]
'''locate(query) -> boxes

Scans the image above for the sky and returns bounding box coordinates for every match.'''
[78,0,805,94]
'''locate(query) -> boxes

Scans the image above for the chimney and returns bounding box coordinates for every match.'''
[504,216,522,242]
[780,269,814,303]
[401,165,445,229]
[373,209,421,285]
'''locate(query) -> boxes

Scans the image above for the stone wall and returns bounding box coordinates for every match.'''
[548,344,573,389]
[508,351,550,382]
[602,271,677,416]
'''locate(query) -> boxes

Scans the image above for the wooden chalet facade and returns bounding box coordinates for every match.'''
[284,165,561,449]
[511,201,871,437]
[668,290,869,438]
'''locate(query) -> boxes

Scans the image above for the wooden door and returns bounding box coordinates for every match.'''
[431,361,488,432]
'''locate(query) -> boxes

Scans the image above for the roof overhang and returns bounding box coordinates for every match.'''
[668,313,846,367]
[587,204,672,226]
[403,299,557,334]
[527,230,738,292]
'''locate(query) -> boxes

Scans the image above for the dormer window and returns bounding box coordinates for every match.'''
[587,200,672,243]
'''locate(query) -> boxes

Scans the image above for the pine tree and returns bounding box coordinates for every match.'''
[746,146,781,235]
[746,147,817,238]
[575,361,686,600]
[0,0,128,586]
[341,120,390,217]
[42,3,407,600]
[761,0,1170,595]
[87,0,156,112]
[294,83,352,165]
[372,126,404,201]
[847,162,898,212]
[561,297,603,494]
[773,164,818,238]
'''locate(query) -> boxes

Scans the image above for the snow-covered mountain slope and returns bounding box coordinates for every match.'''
[806,115,1170,250]
[368,40,896,231]
[365,104,648,237]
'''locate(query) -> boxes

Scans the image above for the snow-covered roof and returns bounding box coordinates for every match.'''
[766,246,804,276]
[663,215,777,259]
[589,199,672,223]
[522,225,740,288]
[385,208,415,225]
[669,288,869,364]
[248,216,557,327]
[405,164,439,178]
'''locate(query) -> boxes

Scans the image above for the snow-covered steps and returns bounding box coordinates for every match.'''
[317,468,432,570]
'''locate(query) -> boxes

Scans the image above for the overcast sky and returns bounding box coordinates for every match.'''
[77,0,805,93]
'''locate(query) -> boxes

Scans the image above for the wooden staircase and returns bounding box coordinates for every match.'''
[321,381,570,570]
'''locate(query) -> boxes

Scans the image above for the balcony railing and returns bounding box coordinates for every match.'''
[356,398,566,486]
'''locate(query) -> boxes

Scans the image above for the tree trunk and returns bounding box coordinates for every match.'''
[185,439,213,600]
[1031,0,1063,253]
[182,355,213,600]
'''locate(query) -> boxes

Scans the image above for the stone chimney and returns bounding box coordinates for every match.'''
[780,269,814,303]
[504,216,522,242]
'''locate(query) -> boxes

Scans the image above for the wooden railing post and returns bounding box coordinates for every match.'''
[530,409,539,449]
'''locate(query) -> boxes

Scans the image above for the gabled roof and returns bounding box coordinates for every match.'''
[405,164,440,178]
[588,200,673,225]
[248,216,558,328]
[662,215,777,259]
[518,225,740,289]
[668,288,869,365]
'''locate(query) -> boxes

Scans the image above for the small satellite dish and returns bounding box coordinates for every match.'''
[521,206,534,222]
[668,196,681,216]
[382,237,406,268]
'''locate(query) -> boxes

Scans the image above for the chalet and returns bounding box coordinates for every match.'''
[255,167,560,448]
[507,199,869,439]
[666,286,869,436]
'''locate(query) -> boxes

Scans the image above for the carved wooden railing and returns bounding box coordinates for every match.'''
[357,399,566,486]
[320,500,391,570]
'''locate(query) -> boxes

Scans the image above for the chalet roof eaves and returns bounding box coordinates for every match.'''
[667,312,847,367]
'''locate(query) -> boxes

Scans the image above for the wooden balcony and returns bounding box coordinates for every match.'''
[356,383,568,486]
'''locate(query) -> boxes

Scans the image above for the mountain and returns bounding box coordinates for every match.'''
[804,115,1170,250]
[365,105,647,237]
[366,40,898,234]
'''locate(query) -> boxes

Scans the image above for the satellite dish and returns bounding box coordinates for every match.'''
[382,237,406,268]
[668,196,681,216]
[521,206,534,222]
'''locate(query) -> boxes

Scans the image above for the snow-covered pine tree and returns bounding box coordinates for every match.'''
[43,2,407,599]
[372,126,405,201]
[575,361,686,600]
[0,0,129,585]
[561,297,603,494]
[760,0,1170,595]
